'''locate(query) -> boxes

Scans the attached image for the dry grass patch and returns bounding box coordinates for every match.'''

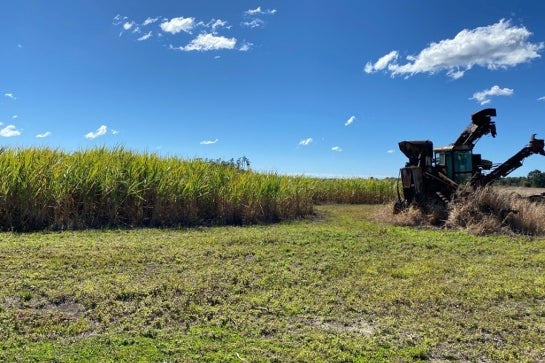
[374,186,545,236]
[447,186,545,236]
[373,202,447,229]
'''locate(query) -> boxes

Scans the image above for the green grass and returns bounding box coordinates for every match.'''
[1,205,545,362]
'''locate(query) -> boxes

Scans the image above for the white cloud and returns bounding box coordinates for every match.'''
[200,138,218,145]
[0,125,21,137]
[345,115,356,126]
[142,17,159,26]
[36,131,52,138]
[365,19,544,79]
[11,115,18,119]
[179,33,236,52]
[111,129,119,135]
[112,14,123,25]
[123,21,134,31]
[138,31,152,41]
[4,93,16,100]
[331,146,343,152]
[242,19,265,28]
[245,6,277,16]
[364,51,398,73]
[210,19,228,32]
[243,6,276,29]
[538,96,545,102]
[246,6,263,15]
[115,11,276,54]
[115,11,274,53]
[239,42,253,51]
[299,138,313,146]
[470,85,514,105]
[85,125,108,139]
[387,149,395,154]
[160,17,195,34]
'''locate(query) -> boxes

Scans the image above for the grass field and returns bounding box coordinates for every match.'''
[1,204,545,362]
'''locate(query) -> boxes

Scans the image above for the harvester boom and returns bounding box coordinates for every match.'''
[472,135,545,187]
[452,108,497,148]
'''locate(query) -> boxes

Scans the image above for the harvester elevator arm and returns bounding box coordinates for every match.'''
[472,134,545,187]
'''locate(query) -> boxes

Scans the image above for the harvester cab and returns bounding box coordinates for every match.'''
[433,108,497,183]
[394,108,544,213]
[433,145,475,184]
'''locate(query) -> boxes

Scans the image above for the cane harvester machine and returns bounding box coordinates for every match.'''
[394,108,545,213]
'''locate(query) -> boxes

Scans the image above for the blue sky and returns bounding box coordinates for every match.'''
[2,1,545,178]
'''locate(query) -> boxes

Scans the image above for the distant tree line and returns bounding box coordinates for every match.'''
[203,156,251,171]
[495,169,545,188]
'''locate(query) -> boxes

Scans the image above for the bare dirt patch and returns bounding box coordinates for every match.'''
[295,317,374,336]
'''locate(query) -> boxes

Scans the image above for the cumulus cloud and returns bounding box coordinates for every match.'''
[538,96,545,102]
[470,85,514,105]
[365,19,544,79]
[200,138,218,145]
[4,93,16,100]
[123,21,134,31]
[160,17,195,34]
[345,115,356,126]
[115,10,274,53]
[85,125,108,139]
[176,33,237,51]
[210,19,229,32]
[364,51,398,73]
[0,125,22,137]
[387,149,395,154]
[331,146,343,152]
[299,138,313,146]
[36,131,52,138]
